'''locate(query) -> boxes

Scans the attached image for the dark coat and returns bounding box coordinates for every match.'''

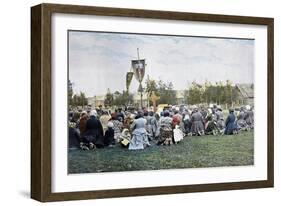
[68,127,81,149]
[224,113,237,135]
[83,116,104,147]
[104,128,115,146]
[117,112,125,122]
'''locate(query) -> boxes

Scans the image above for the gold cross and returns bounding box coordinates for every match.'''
[149,91,160,112]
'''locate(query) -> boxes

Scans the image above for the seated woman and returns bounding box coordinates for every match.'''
[119,128,131,148]
[123,112,134,132]
[111,112,123,143]
[103,122,115,147]
[81,110,104,149]
[204,109,220,135]
[215,107,225,132]
[68,121,81,149]
[129,113,150,150]
[173,125,184,143]
[225,109,238,135]
[191,108,205,136]
[245,106,254,129]
[182,112,192,135]
[78,111,88,137]
[236,108,248,131]
[157,111,173,145]
[99,110,111,135]
[144,111,158,140]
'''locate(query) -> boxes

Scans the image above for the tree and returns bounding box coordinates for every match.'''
[185,80,239,106]
[79,92,88,107]
[68,80,73,106]
[143,77,177,105]
[157,80,177,105]
[187,81,204,105]
[104,89,114,107]
[70,91,88,107]
[145,78,157,94]
[113,90,133,107]
[145,77,158,105]
[224,80,233,105]
[68,80,88,107]
[216,81,224,105]
[202,80,210,103]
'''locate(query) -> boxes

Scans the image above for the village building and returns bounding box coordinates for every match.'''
[87,90,186,108]
[235,83,254,106]
[86,85,254,109]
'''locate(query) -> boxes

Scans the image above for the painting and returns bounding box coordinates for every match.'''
[68,31,255,174]
[31,3,273,201]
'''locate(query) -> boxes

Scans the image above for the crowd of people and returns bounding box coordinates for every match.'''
[68,104,254,151]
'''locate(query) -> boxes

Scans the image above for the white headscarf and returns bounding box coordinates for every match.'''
[90,109,97,117]
[107,121,114,128]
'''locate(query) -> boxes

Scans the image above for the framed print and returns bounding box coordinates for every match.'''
[31,3,274,202]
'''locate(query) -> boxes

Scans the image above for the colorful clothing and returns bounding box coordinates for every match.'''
[129,118,150,150]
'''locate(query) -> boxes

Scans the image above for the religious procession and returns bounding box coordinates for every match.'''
[68,104,254,151]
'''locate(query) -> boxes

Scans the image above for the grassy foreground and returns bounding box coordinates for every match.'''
[68,131,254,174]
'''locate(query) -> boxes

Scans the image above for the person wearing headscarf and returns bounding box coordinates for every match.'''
[225,109,237,135]
[78,111,89,137]
[129,112,150,150]
[81,110,104,149]
[204,108,220,135]
[182,111,192,135]
[200,107,208,120]
[153,112,161,138]
[149,111,158,138]
[68,120,81,149]
[173,110,186,134]
[119,128,131,148]
[117,108,125,123]
[104,121,115,146]
[157,111,173,145]
[215,107,225,132]
[237,107,248,130]
[173,125,184,143]
[245,106,254,129]
[144,110,154,140]
[172,110,182,127]
[111,112,123,142]
[99,110,111,135]
[191,107,204,136]
[123,112,134,132]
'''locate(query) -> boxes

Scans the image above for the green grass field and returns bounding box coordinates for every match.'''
[68,131,254,174]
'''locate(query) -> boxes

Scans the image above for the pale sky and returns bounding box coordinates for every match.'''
[68,31,254,97]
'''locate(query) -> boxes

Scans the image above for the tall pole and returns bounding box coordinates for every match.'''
[137,48,143,108]
[137,48,140,61]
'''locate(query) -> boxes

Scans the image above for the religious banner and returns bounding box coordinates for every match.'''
[138,83,144,93]
[131,59,146,83]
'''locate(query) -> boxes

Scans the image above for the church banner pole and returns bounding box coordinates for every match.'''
[137,48,143,108]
